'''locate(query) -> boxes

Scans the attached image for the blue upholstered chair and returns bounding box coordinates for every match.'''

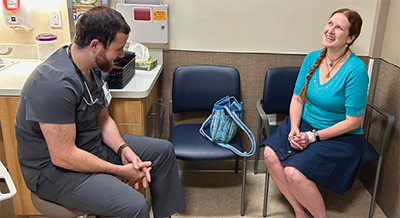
[169,65,248,216]
[253,67,300,174]
[361,102,394,218]
[256,67,395,218]
[254,67,300,217]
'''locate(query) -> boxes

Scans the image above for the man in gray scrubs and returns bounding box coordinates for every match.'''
[15,6,185,218]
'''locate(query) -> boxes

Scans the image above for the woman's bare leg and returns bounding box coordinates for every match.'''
[264,147,309,218]
[284,166,326,218]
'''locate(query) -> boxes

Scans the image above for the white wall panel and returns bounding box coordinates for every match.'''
[164,0,377,55]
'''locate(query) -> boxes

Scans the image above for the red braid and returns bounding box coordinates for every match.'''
[299,48,327,103]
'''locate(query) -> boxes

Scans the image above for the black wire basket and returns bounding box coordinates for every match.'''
[107,51,136,89]
[146,98,165,138]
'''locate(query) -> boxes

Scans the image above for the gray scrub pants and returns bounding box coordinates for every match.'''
[35,134,186,218]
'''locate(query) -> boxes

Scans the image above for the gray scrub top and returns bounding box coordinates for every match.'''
[15,46,107,192]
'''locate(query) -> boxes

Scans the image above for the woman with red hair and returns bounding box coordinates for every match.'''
[263,8,368,218]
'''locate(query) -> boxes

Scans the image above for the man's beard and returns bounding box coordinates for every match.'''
[95,50,114,72]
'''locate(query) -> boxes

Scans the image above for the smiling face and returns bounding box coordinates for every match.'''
[95,32,128,72]
[322,13,355,50]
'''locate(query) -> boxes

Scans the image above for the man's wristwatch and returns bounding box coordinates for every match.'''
[117,143,129,158]
[312,129,320,142]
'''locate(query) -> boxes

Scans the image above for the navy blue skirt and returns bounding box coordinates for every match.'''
[263,116,364,195]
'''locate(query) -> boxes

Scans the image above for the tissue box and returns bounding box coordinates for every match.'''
[135,59,157,71]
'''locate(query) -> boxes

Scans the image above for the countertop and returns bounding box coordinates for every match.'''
[0,59,163,99]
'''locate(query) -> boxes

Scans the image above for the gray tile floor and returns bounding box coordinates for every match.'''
[0,172,387,218]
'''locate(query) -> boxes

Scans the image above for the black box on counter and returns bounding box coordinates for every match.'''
[107,51,136,89]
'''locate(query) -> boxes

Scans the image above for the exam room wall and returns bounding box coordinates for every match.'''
[359,1,400,216]
[163,0,376,56]
[0,0,71,45]
[380,0,400,66]
[159,0,399,216]
[0,0,377,56]
[0,0,397,216]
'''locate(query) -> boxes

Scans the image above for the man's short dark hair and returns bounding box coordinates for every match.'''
[74,6,130,49]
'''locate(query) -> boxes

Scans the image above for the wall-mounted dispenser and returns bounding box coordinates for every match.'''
[117,3,168,44]
[1,0,35,30]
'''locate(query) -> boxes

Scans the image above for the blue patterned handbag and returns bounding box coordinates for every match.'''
[199,96,256,157]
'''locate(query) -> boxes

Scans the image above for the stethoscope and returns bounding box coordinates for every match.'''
[67,44,105,106]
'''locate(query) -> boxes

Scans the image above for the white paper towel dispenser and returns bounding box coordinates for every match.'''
[117,3,168,44]
[1,0,34,30]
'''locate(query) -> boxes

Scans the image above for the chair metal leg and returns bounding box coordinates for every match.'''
[241,155,247,216]
[254,146,260,174]
[263,170,270,217]
[254,118,263,174]
[369,156,383,218]
[235,157,239,174]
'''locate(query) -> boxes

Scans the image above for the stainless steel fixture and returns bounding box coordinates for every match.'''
[0,47,19,71]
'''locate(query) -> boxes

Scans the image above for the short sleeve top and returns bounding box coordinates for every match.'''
[15,46,107,192]
[294,49,369,134]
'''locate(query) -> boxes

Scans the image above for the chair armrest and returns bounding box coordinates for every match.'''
[256,99,272,137]
[0,161,17,201]
[365,102,396,156]
[169,100,173,132]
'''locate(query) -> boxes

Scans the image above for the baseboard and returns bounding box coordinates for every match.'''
[177,159,266,173]
[360,178,400,218]
[376,193,399,218]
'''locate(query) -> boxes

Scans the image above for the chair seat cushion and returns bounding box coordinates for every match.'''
[31,192,87,218]
[361,138,379,164]
[169,123,243,161]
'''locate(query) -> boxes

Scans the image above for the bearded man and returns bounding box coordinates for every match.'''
[15,6,185,218]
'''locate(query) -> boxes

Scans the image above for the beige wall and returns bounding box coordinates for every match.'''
[362,58,400,217]
[368,1,400,215]
[381,0,400,65]
[0,0,380,56]
[0,0,71,46]
[164,0,377,56]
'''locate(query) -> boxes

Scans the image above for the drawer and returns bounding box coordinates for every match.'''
[116,124,143,135]
[109,98,142,123]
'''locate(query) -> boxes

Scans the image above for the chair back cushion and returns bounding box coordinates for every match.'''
[172,65,241,113]
[263,67,300,114]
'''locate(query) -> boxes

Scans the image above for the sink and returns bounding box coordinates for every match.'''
[0,60,19,71]
[0,61,40,96]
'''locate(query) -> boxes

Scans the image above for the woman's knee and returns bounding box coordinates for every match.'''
[284,166,306,184]
[264,146,278,166]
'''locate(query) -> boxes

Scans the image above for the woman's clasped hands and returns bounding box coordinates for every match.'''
[288,129,311,151]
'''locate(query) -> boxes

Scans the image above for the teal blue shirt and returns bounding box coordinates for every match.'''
[294,49,369,134]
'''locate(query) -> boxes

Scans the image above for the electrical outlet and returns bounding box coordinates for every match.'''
[50,10,62,28]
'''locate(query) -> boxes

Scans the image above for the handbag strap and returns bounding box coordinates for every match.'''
[199,114,214,142]
[219,105,256,157]
[199,104,256,157]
